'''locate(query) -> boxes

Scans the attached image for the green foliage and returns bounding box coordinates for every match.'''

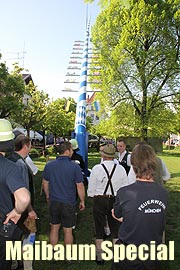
[84,0,94,3]
[0,58,25,118]
[44,146,56,156]
[173,94,180,133]
[45,98,75,138]
[84,0,130,9]
[148,103,176,137]
[29,148,40,158]
[91,0,180,140]
[94,101,136,138]
[86,115,94,132]
[12,81,49,134]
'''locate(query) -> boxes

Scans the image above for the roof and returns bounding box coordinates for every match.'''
[22,74,34,85]
[86,92,96,104]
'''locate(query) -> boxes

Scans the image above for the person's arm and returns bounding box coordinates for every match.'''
[161,159,171,183]
[76,182,85,211]
[27,205,38,219]
[128,166,136,184]
[42,179,49,202]
[127,153,131,167]
[113,190,123,219]
[87,167,97,197]
[4,187,30,224]
[111,209,123,222]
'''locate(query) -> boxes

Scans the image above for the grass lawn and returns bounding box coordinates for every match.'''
[31,150,180,270]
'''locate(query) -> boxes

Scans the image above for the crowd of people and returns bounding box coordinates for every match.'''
[0,118,170,270]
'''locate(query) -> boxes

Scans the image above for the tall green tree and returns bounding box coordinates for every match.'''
[173,93,180,135]
[91,0,180,140]
[45,98,75,143]
[12,81,49,136]
[0,58,25,118]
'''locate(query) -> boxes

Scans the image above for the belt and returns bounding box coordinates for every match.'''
[94,195,115,198]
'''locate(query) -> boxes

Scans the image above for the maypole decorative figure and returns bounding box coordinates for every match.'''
[74,21,90,175]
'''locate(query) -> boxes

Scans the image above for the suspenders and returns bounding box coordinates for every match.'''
[101,163,117,196]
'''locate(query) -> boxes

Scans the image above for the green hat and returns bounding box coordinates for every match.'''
[0,119,15,142]
[69,139,79,150]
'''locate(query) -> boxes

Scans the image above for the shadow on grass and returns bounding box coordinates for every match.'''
[161,151,180,157]
[170,172,180,178]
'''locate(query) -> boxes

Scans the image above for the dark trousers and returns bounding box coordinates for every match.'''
[112,259,162,270]
[0,235,11,270]
[93,195,120,239]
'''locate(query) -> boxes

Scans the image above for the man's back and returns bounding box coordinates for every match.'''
[43,156,83,205]
[114,180,168,245]
[42,141,85,248]
[88,160,129,197]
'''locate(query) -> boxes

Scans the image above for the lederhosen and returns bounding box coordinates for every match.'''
[93,164,120,238]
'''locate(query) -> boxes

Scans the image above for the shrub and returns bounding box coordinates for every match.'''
[30,148,40,158]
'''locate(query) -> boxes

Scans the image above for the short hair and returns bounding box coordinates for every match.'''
[15,134,31,151]
[131,142,157,180]
[117,139,126,145]
[55,141,72,155]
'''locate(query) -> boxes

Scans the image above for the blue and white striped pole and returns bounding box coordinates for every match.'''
[74,21,90,174]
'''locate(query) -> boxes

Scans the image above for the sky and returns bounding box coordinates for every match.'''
[0,0,100,100]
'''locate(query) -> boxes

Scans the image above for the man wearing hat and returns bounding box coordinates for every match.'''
[0,119,30,270]
[87,144,129,265]
[70,138,88,186]
[69,138,85,172]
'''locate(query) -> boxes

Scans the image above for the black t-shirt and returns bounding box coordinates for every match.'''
[0,155,27,216]
[114,181,168,245]
[71,151,85,172]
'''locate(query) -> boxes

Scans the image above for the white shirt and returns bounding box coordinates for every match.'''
[87,160,130,197]
[128,159,171,183]
[161,159,171,182]
[100,157,119,165]
[128,166,136,184]
[25,155,38,175]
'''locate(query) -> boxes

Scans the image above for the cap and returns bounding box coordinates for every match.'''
[69,139,79,150]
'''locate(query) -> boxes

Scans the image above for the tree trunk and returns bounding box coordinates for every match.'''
[26,128,30,137]
[141,127,148,142]
[42,129,46,150]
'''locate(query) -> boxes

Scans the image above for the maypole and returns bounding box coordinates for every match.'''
[74,20,90,174]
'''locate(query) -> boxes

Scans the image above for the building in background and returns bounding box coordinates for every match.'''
[86,93,100,126]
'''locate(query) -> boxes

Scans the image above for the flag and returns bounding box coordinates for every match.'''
[93,100,100,112]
